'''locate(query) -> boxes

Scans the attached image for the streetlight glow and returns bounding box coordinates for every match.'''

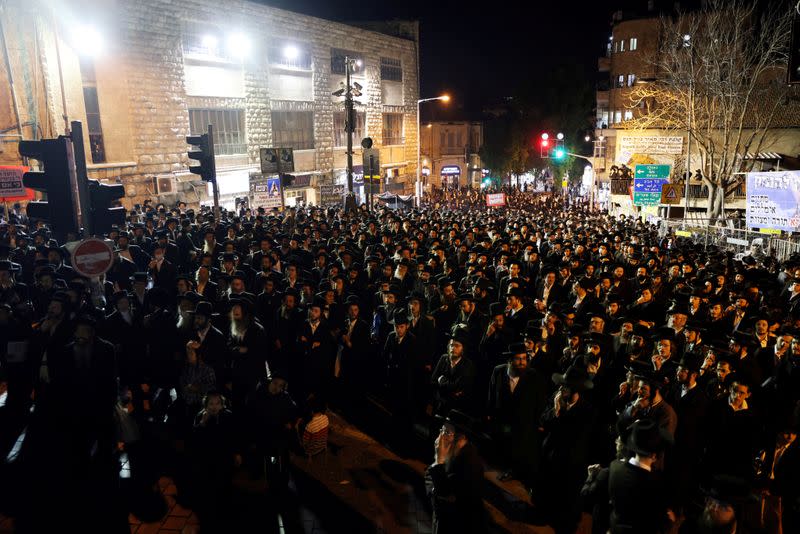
[283,45,299,60]
[557,132,564,140]
[541,133,549,140]
[201,35,218,50]
[72,26,104,57]
[228,33,251,59]
[584,135,591,142]
[439,94,450,102]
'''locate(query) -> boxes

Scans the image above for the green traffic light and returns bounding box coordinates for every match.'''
[553,148,565,160]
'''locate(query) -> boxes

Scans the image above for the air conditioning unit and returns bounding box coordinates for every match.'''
[152,175,175,195]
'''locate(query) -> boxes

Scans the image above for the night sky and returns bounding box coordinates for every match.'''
[258,0,622,118]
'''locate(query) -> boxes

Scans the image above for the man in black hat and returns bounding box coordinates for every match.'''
[539,365,595,533]
[189,301,228,390]
[504,286,529,336]
[298,296,335,401]
[487,342,548,486]
[619,367,678,439]
[705,378,761,481]
[667,352,710,502]
[757,408,800,533]
[227,296,268,411]
[452,292,486,354]
[381,309,418,450]
[337,295,371,394]
[148,241,177,293]
[425,410,488,534]
[431,329,477,418]
[607,419,674,533]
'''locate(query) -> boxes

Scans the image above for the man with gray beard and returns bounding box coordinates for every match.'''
[227,296,268,412]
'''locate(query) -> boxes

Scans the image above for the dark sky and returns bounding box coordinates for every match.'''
[258,0,621,117]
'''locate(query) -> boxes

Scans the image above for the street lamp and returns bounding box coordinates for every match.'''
[416,95,450,206]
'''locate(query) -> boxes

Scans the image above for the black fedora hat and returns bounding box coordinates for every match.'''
[551,365,594,392]
[626,419,673,456]
[189,301,218,318]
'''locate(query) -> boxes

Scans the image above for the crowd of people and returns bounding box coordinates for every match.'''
[0,188,799,534]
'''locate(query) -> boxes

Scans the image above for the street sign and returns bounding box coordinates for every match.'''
[633,165,671,206]
[362,148,380,181]
[634,164,671,179]
[260,148,279,174]
[319,184,345,205]
[250,173,283,210]
[633,177,668,206]
[72,238,114,278]
[661,183,682,205]
[0,166,30,199]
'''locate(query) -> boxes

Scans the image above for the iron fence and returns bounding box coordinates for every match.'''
[659,219,800,262]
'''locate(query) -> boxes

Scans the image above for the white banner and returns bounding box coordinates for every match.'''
[617,136,684,165]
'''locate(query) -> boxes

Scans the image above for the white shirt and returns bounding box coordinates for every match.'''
[507,368,520,393]
[628,456,652,472]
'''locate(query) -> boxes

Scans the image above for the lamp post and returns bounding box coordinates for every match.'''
[416,95,449,207]
[332,56,363,211]
[683,34,694,221]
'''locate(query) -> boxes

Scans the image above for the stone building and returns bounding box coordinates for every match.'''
[0,0,420,209]
[592,2,800,218]
[419,121,482,189]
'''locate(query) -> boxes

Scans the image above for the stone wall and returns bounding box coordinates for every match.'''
[0,0,419,208]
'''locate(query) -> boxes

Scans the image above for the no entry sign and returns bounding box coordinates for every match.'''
[72,238,114,278]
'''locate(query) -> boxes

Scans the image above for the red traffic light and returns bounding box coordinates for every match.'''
[541,139,550,147]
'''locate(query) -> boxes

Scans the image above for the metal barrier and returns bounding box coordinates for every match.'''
[658,219,800,262]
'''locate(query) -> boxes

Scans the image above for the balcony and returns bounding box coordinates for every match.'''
[440,146,466,156]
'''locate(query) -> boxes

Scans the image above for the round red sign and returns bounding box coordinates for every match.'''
[72,238,114,278]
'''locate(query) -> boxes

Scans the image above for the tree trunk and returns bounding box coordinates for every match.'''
[706,182,724,224]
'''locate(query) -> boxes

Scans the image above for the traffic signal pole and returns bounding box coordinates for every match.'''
[70,121,92,236]
[207,124,219,221]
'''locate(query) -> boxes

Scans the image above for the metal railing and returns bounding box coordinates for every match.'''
[659,218,800,261]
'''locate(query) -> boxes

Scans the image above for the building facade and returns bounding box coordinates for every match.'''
[0,0,420,209]
[419,121,482,188]
[592,3,800,218]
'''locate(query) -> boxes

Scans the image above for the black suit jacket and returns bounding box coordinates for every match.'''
[608,459,669,534]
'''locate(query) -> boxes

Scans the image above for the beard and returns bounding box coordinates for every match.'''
[230,317,248,340]
[176,309,192,329]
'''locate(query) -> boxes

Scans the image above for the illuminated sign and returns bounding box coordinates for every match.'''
[441,165,461,176]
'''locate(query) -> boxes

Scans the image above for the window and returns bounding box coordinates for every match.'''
[331,48,364,75]
[617,75,625,88]
[80,58,105,164]
[627,74,636,87]
[619,40,625,52]
[630,38,638,51]
[448,132,455,147]
[182,23,234,61]
[269,41,312,70]
[380,57,402,82]
[614,111,622,123]
[624,110,634,120]
[333,111,366,147]
[613,41,618,53]
[382,113,403,145]
[271,111,314,150]
[189,109,247,155]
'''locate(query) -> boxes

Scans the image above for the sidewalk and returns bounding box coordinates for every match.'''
[294,410,553,533]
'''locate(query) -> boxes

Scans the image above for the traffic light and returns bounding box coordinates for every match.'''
[187,132,216,182]
[18,137,79,241]
[789,13,800,84]
[539,133,550,158]
[87,179,126,235]
[553,148,566,160]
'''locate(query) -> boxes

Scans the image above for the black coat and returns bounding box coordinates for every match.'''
[424,442,488,534]
[431,354,477,416]
[382,331,418,414]
[487,365,548,476]
[608,459,670,534]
